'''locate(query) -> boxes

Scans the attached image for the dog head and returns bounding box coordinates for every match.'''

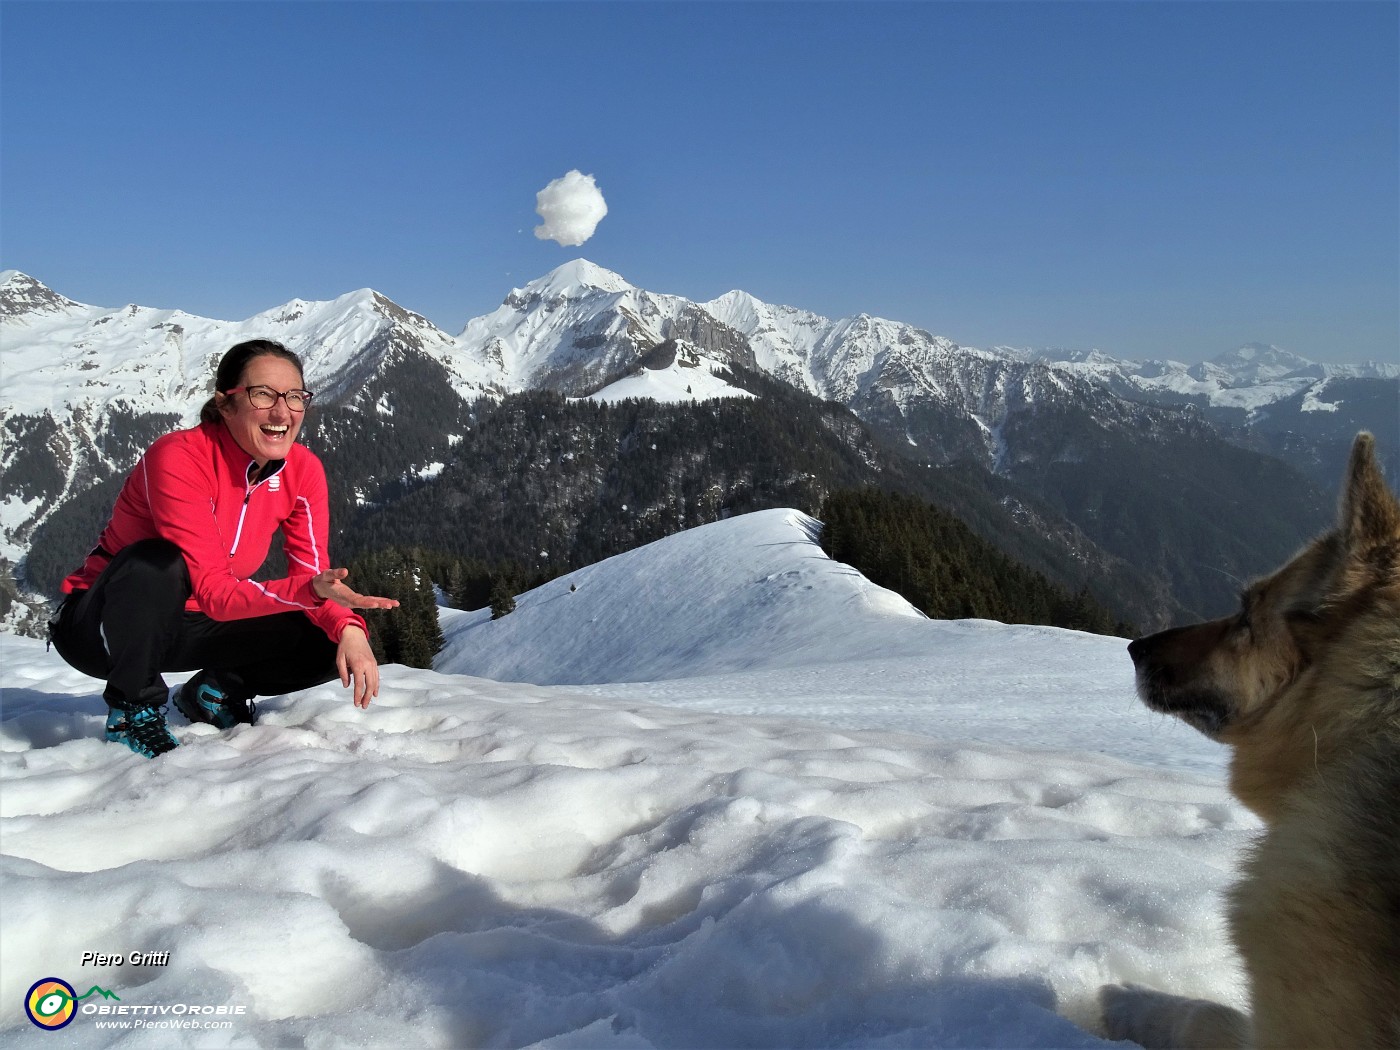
[1128,432,1400,742]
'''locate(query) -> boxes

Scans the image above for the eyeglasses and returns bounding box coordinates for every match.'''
[227,385,316,412]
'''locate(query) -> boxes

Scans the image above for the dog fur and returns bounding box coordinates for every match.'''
[1102,432,1400,1049]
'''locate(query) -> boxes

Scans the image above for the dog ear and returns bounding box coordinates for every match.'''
[1339,433,1400,555]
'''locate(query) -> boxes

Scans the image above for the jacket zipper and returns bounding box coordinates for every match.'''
[229,459,286,559]
[229,477,254,558]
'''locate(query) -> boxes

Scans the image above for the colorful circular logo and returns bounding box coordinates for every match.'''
[25,978,77,1030]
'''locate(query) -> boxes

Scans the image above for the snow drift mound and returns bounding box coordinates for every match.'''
[435,509,927,685]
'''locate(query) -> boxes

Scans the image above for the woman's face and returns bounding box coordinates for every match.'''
[218,354,308,467]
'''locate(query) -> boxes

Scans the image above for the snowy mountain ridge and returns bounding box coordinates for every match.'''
[6,264,1388,423]
[0,270,499,419]
[1019,339,1396,413]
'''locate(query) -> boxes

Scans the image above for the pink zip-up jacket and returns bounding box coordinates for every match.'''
[62,420,366,643]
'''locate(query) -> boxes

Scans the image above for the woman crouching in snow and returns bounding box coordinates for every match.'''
[50,339,399,757]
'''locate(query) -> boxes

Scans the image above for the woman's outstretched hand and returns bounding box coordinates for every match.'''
[312,568,401,610]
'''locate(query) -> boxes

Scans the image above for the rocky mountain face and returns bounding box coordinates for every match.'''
[3,262,1390,635]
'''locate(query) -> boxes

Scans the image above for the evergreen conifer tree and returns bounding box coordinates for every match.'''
[489,576,517,620]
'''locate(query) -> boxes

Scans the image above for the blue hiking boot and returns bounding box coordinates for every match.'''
[105,706,179,758]
[172,672,257,729]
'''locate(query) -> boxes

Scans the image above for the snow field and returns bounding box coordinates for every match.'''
[0,510,1255,1047]
[1,638,1252,1048]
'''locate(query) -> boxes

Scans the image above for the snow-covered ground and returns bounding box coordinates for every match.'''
[584,352,755,405]
[0,511,1254,1048]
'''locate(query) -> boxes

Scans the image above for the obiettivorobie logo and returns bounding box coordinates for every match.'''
[25,978,120,1030]
[23,974,247,1032]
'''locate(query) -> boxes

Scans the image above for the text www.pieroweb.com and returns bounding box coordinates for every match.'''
[95,1018,235,1031]
[85,1003,244,1031]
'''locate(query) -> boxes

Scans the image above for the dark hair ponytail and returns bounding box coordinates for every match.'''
[199,339,306,424]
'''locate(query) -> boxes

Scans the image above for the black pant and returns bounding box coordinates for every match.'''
[50,538,339,711]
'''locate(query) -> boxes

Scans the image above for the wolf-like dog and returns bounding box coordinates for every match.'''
[1102,432,1399,1049]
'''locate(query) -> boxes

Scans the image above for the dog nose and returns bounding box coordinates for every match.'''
[1126,637,1147,665]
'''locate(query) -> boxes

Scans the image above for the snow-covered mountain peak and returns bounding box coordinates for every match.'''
[1210,343,1313,383]
[702,289,766,328]
[1348,358,1400,379]
[706,288,757,309]
[1026,347,1125,367]
[459,261,736,394]
[248,287,424,329]
[702,288,828,333]
[517,259,634,302]
[1213,344,1397,382]
[0,270,83,319]
[1228,342,1290,362]
[701,291,839,394]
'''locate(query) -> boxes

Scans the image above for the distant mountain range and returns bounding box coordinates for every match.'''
[5,261,1393,429]
[2,263,1394,635]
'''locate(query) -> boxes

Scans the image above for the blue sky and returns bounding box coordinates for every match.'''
[3,1,1396,364]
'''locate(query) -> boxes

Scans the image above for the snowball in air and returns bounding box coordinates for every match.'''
[534,170,608,247]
